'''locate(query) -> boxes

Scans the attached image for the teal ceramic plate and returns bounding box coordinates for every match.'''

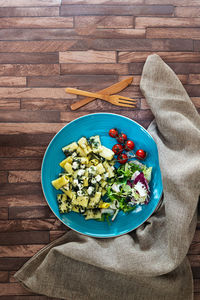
[41,113,163,238]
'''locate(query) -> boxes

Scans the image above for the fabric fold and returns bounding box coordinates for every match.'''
[15,54,200,300]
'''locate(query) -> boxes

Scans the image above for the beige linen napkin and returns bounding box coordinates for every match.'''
[14,54,200,300]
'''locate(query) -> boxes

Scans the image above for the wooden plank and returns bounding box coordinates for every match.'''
[0,0,60,6]
[0,111,60,122]
[0,77,26,86]
[0,17,73,29]
[146,0,200,4]
[0,133,55,147]
[49,230,66,242]
[0,7,59,17]
[60,5,174,16]
[8,171,41,183]
[0,231,49,245]
[21,98,69,110]
[60,63,128,75]
[0,258,29,271]
[0,271,9,283]
[75,28,146,39]
[147,28,200,40]
[194,294,200,300]
[0,296,55,300]
[59,50,116,63]
[75,16,134,28]
[0,64,59,76]
[60,110,153,122]
[0,146,46,158]
[0,208,8,220]
[175,7,200,17]
[0,219,64,232]
[9,206,54,219]
[0,28,146,41]
[0,158,42,171]
[0,171,8,183]
[0,99,20,110]
[0,41,88,53]
[27,74,117,88]
[184,85,200,97]
[0,53,58,64]
[135,17,200,28]
[0,88,74,99]
[189,75,200,85]
[194,41,200,52]
[0,123,64,135]
[194,279,200,293]
[63,0,144,3]
[0,29,82,41]
[0,194,45,207]
[0,283,33,296]
[191,98,200,108]
[167,63,200,75]
[88,39,193,51]
[0,244,45,257]
[118,52,200,63]
[0,183,42,196]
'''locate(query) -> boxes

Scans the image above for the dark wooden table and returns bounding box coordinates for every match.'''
[0,0,199,299]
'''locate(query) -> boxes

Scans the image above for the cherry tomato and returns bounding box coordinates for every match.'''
[109,128,118,138]
[124,140,135,151]
[112,144,123,155]
[117,133,127,144]
[136,149,146,160]
[117,153,128,164]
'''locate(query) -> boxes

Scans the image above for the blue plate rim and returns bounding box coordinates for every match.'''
[41,112,163,238]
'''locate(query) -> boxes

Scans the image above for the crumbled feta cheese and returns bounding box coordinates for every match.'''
[80,164,86,169]
[103,172,109,179]
[87,186,94,195]
[77,169,85,177]
[77,183,83,190]
[112,183,121,193]
[88,166,96,174]
[95,174,102,182]
[72,152,77,157]
[91,178,96,184]
[73,179,79,186]
[77,190,83,196]
[72,161,79,169]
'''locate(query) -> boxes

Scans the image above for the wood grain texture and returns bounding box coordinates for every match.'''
[146,28,200,39]
[0,0,60,7]
[60,5,174,16]
[0,194,45,207]
[0,2,199,299]
[0,17,73,29]
[0,64,59,76]
[0,7,59,17]
[75,16,134,28]
[135,17,200,28]
[59,50,116,63]
[118,52,200,63]
[61,63,128,75]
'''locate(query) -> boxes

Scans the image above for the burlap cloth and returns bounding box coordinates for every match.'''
[14,54,200,300]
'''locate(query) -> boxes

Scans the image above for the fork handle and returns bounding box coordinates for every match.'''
[66,88,110,101]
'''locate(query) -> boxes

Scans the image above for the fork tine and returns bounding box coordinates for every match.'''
[118,100,137,106]
[115,102,136,108]
[118,96,137,102]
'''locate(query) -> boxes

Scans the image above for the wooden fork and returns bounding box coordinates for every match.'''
[66,88,137,108]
